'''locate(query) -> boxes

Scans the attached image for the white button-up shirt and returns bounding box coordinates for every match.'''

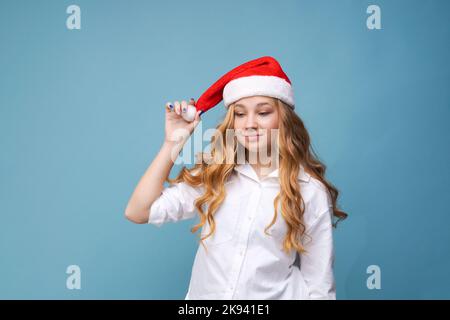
[148,162,336,300]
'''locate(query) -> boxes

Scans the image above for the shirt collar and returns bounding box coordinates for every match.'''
[233,162,311,183]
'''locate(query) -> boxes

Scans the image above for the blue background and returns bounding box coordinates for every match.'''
[1,0,449,299]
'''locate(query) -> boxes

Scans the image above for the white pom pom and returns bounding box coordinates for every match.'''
[182,105,197,122]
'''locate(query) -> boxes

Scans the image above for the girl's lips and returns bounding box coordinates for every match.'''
[245,134,262,141]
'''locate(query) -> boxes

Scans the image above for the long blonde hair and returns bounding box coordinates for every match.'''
[167,97,348,254]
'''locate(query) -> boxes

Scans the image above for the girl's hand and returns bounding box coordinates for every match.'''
[164,98,201,143]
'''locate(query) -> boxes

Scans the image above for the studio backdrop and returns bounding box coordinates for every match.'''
[1,0,449,299]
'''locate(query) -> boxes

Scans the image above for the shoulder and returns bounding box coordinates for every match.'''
[166,167,204,199]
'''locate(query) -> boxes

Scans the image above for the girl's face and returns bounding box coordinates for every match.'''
[232,96,279,154]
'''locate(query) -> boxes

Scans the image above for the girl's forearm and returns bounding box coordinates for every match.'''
[124,140,183,223]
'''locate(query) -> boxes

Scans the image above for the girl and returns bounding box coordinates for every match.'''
[125,56,347,300]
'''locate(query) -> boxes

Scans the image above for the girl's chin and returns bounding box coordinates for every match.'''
[244,142,269,152]
[236,138,270,152]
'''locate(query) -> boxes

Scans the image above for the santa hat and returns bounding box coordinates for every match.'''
[195,56,295,116]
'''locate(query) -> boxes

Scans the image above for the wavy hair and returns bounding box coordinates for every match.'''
[167,97,348,254]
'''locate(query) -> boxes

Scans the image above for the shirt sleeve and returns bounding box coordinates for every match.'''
[147,181,203,227]
[299,208,336,300]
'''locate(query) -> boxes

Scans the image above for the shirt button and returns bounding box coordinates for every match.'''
[247,216,252,221]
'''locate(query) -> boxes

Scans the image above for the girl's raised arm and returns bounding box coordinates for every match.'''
[124,99,201,224]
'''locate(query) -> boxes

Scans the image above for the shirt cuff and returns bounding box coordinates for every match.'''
[147,199,165,227]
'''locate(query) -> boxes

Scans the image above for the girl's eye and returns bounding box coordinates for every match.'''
[234,113,244,117]
[259,112,268,116]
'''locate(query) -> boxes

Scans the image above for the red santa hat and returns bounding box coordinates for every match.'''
[195,56,295,116]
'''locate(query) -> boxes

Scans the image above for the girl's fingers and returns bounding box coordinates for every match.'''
[174,101,181,115]
[166,99,196,117]
[165,102,174,112]
[181,100,188,114]
[192,110,202,127]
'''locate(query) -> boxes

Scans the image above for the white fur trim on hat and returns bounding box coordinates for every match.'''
[223,75,295,109]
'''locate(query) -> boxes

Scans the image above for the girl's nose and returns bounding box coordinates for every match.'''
[245,113,257,129]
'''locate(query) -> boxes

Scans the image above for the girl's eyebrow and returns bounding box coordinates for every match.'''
[234,102,272,108]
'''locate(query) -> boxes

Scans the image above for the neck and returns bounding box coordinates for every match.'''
[247,152,279,179]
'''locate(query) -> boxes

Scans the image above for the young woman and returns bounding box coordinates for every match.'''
[125,56,347,300]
